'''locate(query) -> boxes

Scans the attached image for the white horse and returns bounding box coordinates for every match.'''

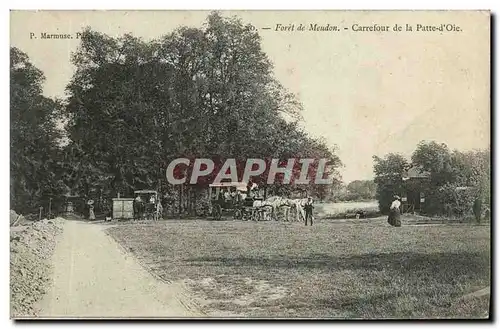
[251,200,273,221]
[282,198,308,222]
[251,196,308,222]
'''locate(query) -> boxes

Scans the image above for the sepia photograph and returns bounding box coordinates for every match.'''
[9,10,491,319]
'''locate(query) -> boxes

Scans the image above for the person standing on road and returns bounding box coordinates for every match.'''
[89,204,95,221]
[304,197,314,226]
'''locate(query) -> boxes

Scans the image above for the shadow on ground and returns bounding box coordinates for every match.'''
[186,251,490,287]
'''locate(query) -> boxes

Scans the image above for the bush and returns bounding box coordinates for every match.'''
[424,183,477,218]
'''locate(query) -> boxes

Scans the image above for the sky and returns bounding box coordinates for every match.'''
[10,10,490,183]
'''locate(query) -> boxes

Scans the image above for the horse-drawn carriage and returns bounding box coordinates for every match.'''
[133,190,162,221]
[208,182,264,220]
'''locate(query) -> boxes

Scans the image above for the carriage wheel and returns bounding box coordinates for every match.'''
[242,208,250,221]
[213,204,222,220]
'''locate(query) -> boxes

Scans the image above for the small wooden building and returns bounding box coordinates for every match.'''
[112,197,134,220]
[401,166,431,213]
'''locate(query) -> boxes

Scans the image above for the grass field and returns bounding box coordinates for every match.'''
[107,218,490,319]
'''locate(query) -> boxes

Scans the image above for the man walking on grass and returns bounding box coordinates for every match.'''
[304,197,314,226]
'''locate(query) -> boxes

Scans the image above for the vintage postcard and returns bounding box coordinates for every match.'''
[10,10,490,319]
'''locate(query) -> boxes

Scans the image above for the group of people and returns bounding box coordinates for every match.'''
[216,182,262,205]
[218,188,246,204]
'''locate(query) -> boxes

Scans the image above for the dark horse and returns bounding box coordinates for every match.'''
[212,191,226,220]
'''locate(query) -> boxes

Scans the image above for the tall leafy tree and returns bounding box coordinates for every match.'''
[65,30,167,197]
[411,141,454,186]
[373,153,409,214]
[64,12,342,208]
[10,47,65,213]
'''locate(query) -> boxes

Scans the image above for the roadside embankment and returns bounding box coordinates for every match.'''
[10,214,65,318]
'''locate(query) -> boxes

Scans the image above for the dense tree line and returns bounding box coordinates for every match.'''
[10,12,342,215]
[333,180,377,202]
[373,141,490,220]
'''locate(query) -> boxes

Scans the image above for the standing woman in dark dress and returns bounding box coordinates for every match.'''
[388,195,402,227]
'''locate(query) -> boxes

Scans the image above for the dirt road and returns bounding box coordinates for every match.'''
[38,220,204,318]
